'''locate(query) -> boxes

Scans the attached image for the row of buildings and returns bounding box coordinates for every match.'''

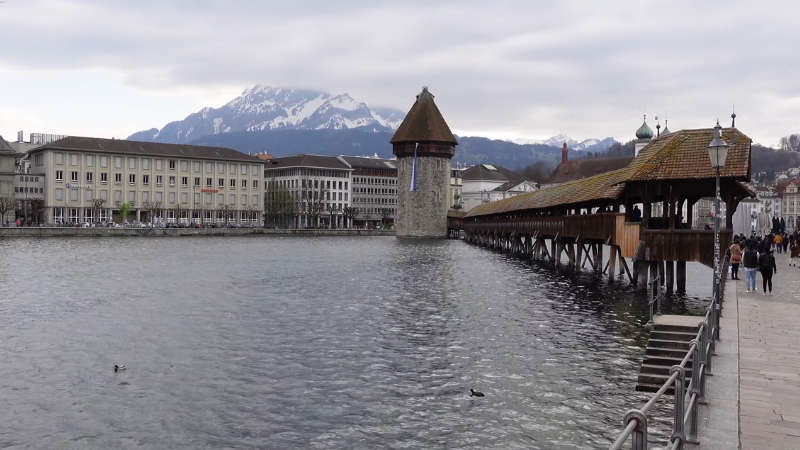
[0,132,543,228]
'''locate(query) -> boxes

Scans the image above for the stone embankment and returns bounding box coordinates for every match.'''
[0,227,395,238]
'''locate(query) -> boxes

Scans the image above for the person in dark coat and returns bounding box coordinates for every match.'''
[742,243,760,293]
[757,249,777,295]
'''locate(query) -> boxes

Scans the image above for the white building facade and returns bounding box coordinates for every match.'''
[341,156,397,228]
[27,137,264,225]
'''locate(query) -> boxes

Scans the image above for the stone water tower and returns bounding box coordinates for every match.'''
[390,87,458,238]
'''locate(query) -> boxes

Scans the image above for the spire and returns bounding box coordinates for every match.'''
[655,115,661,137]
[561,142,568,164]
[731,105,737,128]
[662,118,671,135]
[390,87,458,145]
[635,114,654,140]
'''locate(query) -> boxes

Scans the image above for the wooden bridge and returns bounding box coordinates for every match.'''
[449,126,753,291]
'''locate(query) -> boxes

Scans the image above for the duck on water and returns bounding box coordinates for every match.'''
[469,389,484,397]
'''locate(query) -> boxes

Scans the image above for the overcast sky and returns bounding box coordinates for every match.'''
[1,0,798,147]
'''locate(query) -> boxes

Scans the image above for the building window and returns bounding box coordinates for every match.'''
[115,173,122,184]
[252,165,259,175]
[100,173,107,184]
[115,157,122,168]
[230,179,236,188]
[86,172,93,183]
[194,177,200,187]
[182,177,188,187]
[55,188,63,200]
[206,162,213,173]
[181,192,188,204]
[100,190,108,200]
[55,153,64,165]
[71,171,79,182]
[252,195,259,206]
[142,191,150,202]
[345,182,348,190]
[169,160,176,170]
[85,189,93,201]
[143,175,150,185]
[344,193,348,201]
[156,175,163,186]
[229,164,237,175]
[206,193,212,204]
[156,159,163,171]
[229,194,236,204]
[194,162,201,172]
[180,161,188,172]
[169,176,176,187]
[240,194,246,205]
[70,154,78,166]
[241,165,248,176]
[206,178,212,188]
[100,156,108,168]
[70,189,78,201]
[168,192,176,204]
[241,180,247,189]
[34,154,43,166]
[253,180,259,190]
[129,174,136,185]
[128,191,135,203]
[218,193,224,204]
[218,178,224,188]
[218,163,225,174]
[194,193,200,204]
[155,191,163,202]
[142,158,150,170]
[56,170,63,181]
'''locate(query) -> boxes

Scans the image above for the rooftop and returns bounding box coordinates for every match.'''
[31,136,260,163]
[543,156,634,185]
[264,154,352,171]
[461,163,521,182]
[339,155,397,170]
[390,87,458,145]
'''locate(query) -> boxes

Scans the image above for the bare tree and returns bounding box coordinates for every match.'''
[298,176,329,228]
[379,207,393,228]
[325,202,338,229]
[29,197,45,225]
[91,198,106,225]
[172,203,186,226]
[343,206,359,229]
[142,201,162,226]
[0,196,15,226]
[219,204,234,225]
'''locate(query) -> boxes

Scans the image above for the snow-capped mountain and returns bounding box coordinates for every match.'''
[128,86,406,144]
[512,135,617,153]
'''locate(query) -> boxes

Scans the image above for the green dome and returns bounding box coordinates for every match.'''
[635,116,653,140]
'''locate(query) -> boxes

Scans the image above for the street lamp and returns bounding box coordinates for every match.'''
[707,120,729,341]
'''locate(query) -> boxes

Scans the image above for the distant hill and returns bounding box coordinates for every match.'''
[189,129,564,168]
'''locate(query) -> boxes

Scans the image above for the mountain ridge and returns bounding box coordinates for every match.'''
[128,85,406,144]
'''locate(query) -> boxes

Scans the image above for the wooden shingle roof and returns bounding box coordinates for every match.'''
[390,88,458,145]
[543,156,634,185]
[621,127,751,182]
[466,167,627,217]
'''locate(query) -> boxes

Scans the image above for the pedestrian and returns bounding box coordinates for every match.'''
[758,248,777,296]
[791,240,800,267]
[775,234,784,253]
[742,243,759,293]
[729,239,742,279]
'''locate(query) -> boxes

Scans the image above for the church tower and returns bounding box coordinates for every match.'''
[390,87,458,238]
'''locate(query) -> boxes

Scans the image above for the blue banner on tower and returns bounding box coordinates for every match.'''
[411,143,418,192]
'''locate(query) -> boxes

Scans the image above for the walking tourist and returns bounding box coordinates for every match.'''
[774,234,783,253]
[791,240,800,267]
[758,248,777,296]
[742,243,759,293]
[729,239,742,279]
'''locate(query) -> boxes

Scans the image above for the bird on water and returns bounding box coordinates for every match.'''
[469,389,485,397]
[114,365,126,372]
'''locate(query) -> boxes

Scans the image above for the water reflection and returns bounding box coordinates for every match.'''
[0,237,710,449]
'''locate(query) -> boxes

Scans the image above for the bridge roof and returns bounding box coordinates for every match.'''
[620,127,751,182]
[465,167,627,217]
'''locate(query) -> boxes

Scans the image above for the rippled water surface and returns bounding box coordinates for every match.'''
[0,236,711,449]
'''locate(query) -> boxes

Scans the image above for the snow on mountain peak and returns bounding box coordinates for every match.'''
[128,85,406,144]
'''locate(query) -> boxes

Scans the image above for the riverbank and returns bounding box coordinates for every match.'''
[0,227,395,237]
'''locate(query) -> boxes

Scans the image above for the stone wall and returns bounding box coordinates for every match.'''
[0,227,395,238]
[395,156,450,238]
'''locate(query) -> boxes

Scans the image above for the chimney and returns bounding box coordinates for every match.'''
[561,142,568,164]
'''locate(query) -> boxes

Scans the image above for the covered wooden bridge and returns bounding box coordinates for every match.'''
[456,126,753,291]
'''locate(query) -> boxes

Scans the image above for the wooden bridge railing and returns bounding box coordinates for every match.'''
[464,213,620,242]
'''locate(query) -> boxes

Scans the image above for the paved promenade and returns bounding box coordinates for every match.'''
[736,251,800,449]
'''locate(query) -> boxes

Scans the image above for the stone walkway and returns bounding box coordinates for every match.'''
[737,251,800,449]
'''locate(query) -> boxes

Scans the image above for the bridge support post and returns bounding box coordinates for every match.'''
[597,244,604,274]
[676,261,687,291]
[665,261,674,293]
[635,260,648,290]
[658,261,665,287]
[649,261,658,289]
[608,245,618,282]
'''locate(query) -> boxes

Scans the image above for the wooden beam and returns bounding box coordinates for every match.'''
[608,245,618,282]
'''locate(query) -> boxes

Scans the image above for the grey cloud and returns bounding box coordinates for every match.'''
[1,0,800,145]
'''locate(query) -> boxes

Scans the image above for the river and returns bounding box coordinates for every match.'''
[0,236,711,449]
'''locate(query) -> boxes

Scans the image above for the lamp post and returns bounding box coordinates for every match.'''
[707,120,729,340]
